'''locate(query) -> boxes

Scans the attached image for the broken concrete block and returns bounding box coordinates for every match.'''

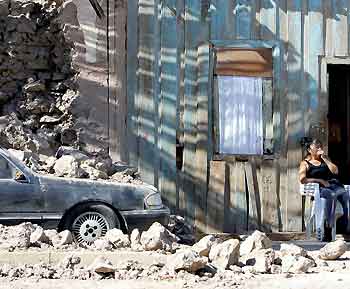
[30,226,49,244]
[94,239,113,251]
[52,230,73,247]
[240,249,275,273]
[209,239,240,271]
[89,256,116,274]
[319,240,347,260]
[280,243,307,257]
[281,255,315,274]
[240,230,272,256]
[130,229,142,251]
[166,249,208,273]
[140,222,178,251]
[192,235,218,257]
[105,229,130,249]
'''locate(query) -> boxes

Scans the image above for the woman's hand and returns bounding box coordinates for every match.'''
[319,180,330,187]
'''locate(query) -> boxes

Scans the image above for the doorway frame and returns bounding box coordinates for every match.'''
[320,57,350,154]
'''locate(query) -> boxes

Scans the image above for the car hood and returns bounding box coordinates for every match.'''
[36,174,158,195]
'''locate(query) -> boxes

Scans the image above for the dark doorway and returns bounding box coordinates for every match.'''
[328,64,350,183]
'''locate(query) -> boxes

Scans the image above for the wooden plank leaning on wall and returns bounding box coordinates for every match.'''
[195,42,210,233]
[159,2,177,212]
[137,0,157,185]
[127,0,139,167]
[207,161,229,232]
[286,0,303,231]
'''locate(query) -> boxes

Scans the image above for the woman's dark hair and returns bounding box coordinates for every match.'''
[305,138,323,155]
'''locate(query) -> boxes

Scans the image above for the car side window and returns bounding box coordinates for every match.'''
[0,155,16,179]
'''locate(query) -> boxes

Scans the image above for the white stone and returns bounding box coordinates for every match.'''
[52,230,73,247]
[30,227,49,244]
[89,256,116,274]
[240,249,275,273]
[280,243,307,257]
[209,239,240,270]
[44,229,58,243]
[53,155,84,178]
[130,229,142,251]
[166,249,208,273]
[192,235,217,257]
[281,255,315,274]
[39,115,60,123]
[80,164,108,180]
[140,222,178,251]
[319,240,347,260]
[105,229,130,248]
[94,239,113,251]
[240,230,272,256]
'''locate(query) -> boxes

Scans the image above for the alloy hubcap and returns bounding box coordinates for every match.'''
[72,212,109,245]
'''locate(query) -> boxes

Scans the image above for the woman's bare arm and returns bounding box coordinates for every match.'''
[299,161,329,186]
[321,154,338,175]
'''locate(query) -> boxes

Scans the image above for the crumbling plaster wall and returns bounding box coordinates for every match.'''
[53,0,127,161]
[0,0,127,161]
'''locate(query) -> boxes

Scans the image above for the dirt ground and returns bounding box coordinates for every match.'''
[0,272,349,289]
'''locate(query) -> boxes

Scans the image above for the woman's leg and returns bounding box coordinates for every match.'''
[337,190,349,232]
[319,187,337,231]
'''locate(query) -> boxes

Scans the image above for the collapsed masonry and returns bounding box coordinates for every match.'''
[0,222,348,282]
[0,0,138,182]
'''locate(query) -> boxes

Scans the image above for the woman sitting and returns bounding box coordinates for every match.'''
[299,139,349,241]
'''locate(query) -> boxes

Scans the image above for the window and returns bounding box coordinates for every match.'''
[0,155,17,179]
[213,46,274,156]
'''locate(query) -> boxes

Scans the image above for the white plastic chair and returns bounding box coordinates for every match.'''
[300,183,350,241]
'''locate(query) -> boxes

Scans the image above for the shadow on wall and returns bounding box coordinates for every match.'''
[131,0,333,233]
[58,0,111,156]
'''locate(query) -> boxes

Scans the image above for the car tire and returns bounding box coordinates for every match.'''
[62,203,121,245]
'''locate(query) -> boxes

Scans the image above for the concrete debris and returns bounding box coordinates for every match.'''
[239,249,275,273]
[30,226,49,244]
[0,222,36,249]
[105,229,130,249]
[130,229,142,251]
[166,249,208,273]
[89,256,116,274]
[209,239,240,271]
[0,0,143,185]
[51,230,73,247]
[240,231,272,256]
[93,239,113,251]
[192,235,219,257]
[319,239,347,260]
[281,255,315,274]
[59,254,81,269]
[53,155,85,178]
[279,243,307,257]
[140,222,178,252]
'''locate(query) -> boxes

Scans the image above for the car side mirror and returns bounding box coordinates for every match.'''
[15,171,27,183]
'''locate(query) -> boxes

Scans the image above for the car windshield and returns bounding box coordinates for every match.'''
[0,154,19,179]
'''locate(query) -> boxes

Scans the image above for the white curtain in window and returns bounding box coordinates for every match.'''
[218,75,263,155]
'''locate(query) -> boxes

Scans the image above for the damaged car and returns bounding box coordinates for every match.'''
[0,147,170,245]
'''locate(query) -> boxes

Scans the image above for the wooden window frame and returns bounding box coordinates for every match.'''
[209,40,281,160]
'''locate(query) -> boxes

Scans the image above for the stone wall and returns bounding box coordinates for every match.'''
[0,0,80,156]
[0,0,126,160]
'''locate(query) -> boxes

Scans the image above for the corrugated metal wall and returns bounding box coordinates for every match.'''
[126,0,350,233]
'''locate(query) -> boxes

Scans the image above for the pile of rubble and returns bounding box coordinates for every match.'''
[0,221,348,282]
[0,0,78,154]
[8,147,143,184]
[0,0,114,173]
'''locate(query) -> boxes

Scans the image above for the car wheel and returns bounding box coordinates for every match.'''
[63,203,120,246]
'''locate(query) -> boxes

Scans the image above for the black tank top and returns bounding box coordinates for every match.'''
[305,159,333,180]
